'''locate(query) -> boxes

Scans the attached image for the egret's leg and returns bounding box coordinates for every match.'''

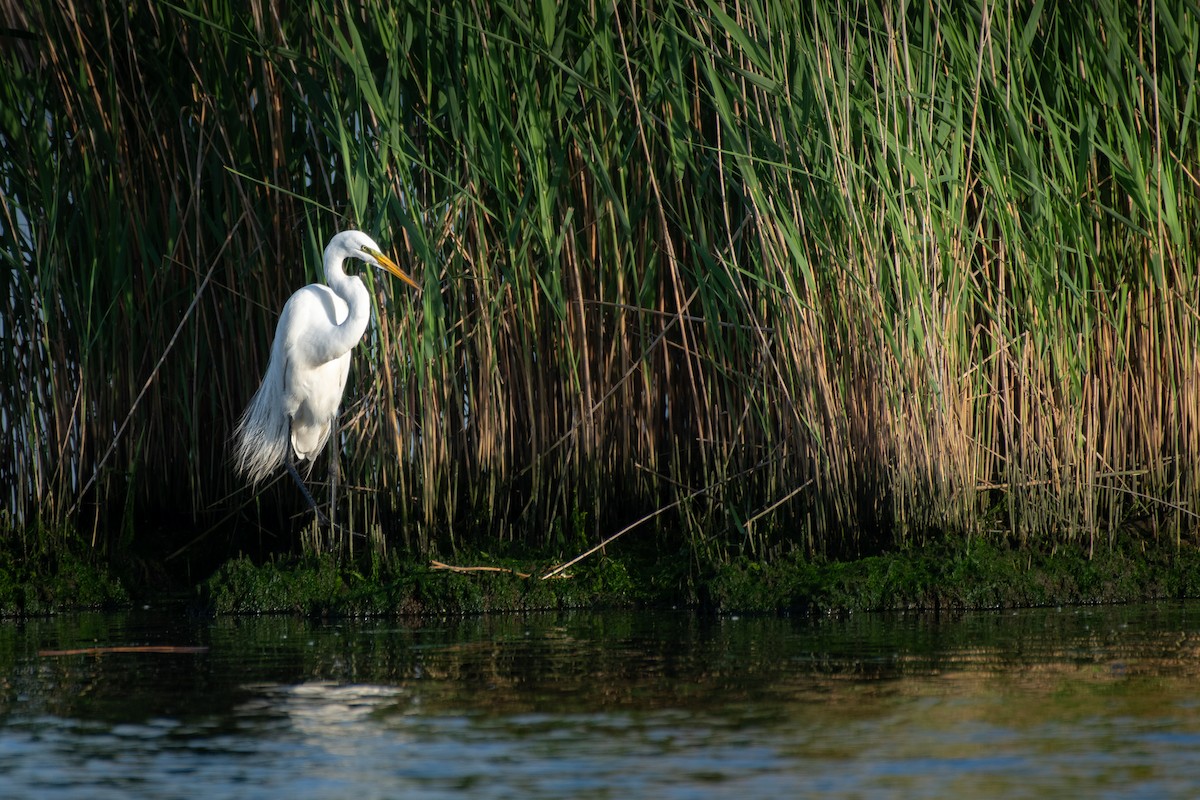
[286,418,329,528]
[329,412,339,541]
[285,452,329,526]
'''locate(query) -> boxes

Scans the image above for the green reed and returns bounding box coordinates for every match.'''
[1,0,1196,568]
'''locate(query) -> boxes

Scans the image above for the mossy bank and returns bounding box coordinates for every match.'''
[10,534,1198,617]
[198,537,1200,616]
[91,542,1200,618]
[0,530,130,616]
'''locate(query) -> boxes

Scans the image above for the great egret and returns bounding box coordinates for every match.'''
[232,230,418,525]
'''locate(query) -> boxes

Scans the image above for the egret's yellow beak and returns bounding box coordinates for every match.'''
[370,248,420,291]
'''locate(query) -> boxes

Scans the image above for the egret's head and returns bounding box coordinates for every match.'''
[327,230,420,290]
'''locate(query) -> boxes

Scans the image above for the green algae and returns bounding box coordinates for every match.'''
[3,521,1198,616]
[198,536,1200,617]
[0,531,129,615]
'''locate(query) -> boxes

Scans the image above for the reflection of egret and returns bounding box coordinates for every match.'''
[233,230,418,525]
[243,682,408,755]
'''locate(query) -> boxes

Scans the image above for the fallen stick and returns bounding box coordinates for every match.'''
[39,646,210,657]
[429,560,532,579]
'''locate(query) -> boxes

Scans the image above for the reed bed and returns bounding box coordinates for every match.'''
[1,0,1197,567]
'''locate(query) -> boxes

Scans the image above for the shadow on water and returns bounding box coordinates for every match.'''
[3,604,1200,797]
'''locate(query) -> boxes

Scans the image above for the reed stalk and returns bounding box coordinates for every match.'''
[1,0,1196,569]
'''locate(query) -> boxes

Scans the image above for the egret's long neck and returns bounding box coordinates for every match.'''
[319,248,371,361]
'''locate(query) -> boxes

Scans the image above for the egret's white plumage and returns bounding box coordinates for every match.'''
[233,230,418,495]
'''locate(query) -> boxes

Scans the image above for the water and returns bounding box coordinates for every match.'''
[2,603,1200,798]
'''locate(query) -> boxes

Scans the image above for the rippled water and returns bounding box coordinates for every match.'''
[2,603,1200,798]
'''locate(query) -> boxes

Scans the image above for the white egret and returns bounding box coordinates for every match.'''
[232,230,419,525]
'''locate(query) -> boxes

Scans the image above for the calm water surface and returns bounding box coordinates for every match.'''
[2,603,1200,798]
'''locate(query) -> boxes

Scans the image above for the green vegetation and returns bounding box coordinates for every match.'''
[200,535,1200,616]
[0,524,129,614]
[1,1,1198,610]
[5,529,1199,616]
[706,536,1200,613]
[203,552,608,616]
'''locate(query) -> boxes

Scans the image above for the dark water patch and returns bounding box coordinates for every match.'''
[2,604,1200,797]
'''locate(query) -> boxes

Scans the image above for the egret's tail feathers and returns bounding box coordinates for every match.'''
[232,381,291,486]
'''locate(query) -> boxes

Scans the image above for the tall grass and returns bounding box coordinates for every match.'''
[1,0,1197,568]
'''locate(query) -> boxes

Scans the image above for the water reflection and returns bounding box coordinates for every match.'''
[1,604,1200,797]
